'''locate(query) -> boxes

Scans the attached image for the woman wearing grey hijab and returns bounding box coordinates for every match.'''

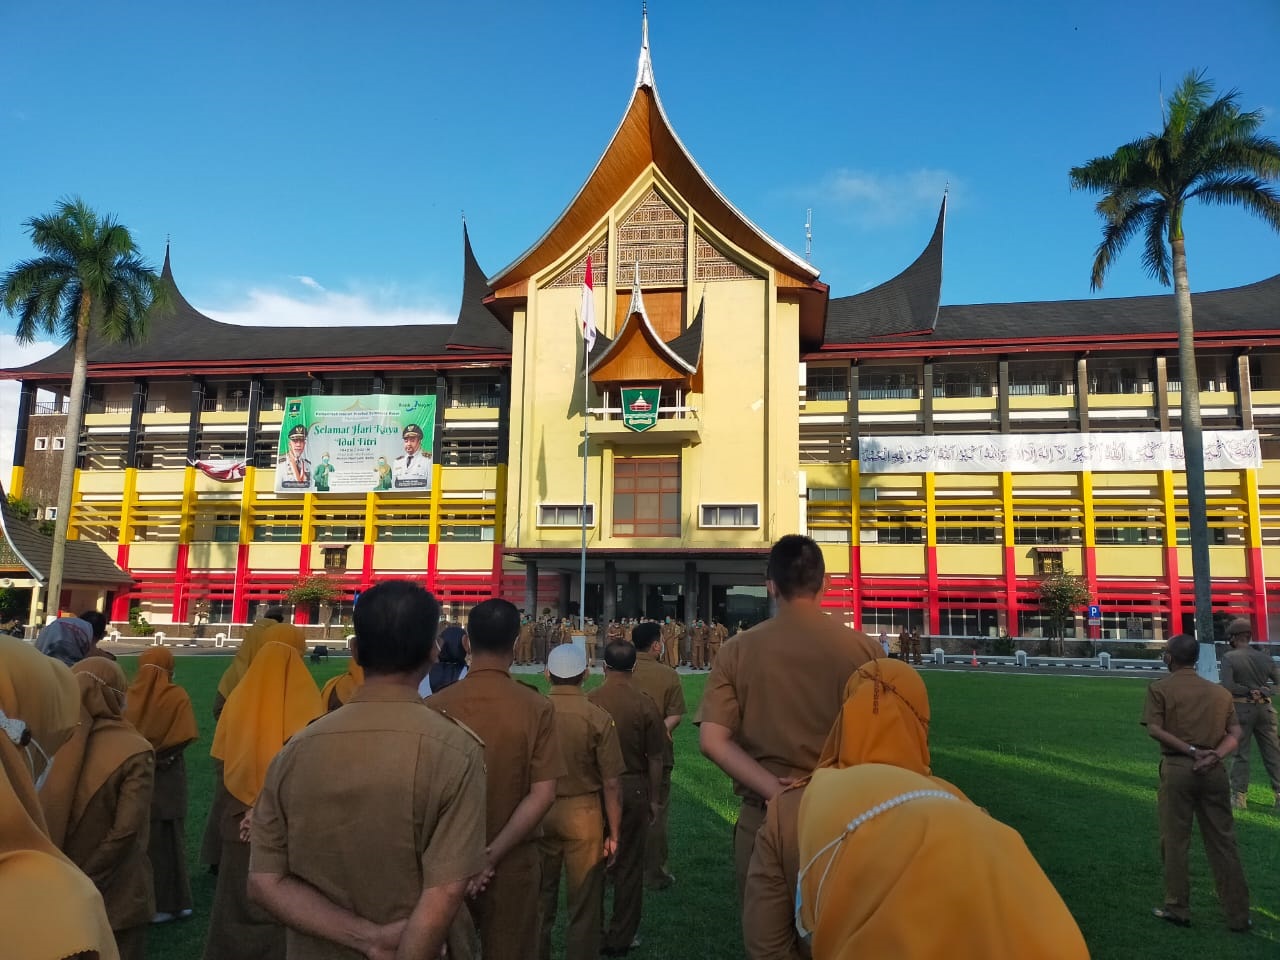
[34,617,94,667]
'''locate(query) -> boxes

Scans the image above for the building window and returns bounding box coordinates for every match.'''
[538,504,595,528]
[214,515,240,542]
[439,525,496,542]
[805,366,848,401]
[51,436,66,451]
[44,507,58,520]
[613,457,681,537]
[322,547,349,572]
[33,437,48,451]
[377,523,429,541]
[700,504,759,528]
[808,487,852,502]
[935,516,1000,544]
[1034,550,1065,575]
[810,527,852,543]
[450,376,502,408]
[208,599,233,622]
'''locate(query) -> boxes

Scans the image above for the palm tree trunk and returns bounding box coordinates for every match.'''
[45,296,91,619]
[1171,237,1214,645]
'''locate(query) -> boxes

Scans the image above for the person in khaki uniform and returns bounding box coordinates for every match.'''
[584,618,600,666]
[539,644,624,960]
[1219,618,1280,809]
[697,534,883,901]
[589,641,666,956]
[428,599,566,960]
[690,619,708,670]
[42,658,156,960]
[1141,632,1251,931]
[630,621,686,889]
[249,580,488,960]
[707,619,726,669]
[516,614,535,665]
[661,619,680,669]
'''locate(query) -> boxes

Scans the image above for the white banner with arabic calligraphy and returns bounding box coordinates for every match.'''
[858,430,1261,474]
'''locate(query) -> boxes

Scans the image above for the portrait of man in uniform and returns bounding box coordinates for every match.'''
[393,423,432,489]
[277,423,312,490]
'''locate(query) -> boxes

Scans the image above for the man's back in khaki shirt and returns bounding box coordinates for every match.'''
[547,686,626,795]
[696,605,882,798]
[1142,668,1235,749]
[1221,646,1280,700]
[589,681,666,777]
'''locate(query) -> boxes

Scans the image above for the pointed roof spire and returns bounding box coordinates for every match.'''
[626,260,648,320]
[635,4,654,90]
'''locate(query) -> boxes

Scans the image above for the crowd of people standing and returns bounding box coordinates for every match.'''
[2,534,1274,958]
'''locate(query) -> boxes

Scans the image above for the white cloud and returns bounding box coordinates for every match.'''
[204,287,455,328]
[0,339,61,489]
[808,168,961,228]
[289,275,326,292]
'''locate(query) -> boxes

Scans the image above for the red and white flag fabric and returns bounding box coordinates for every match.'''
[190,459,247,482]
[580,254,597,353]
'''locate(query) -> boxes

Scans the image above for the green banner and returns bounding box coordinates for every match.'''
[620,386,661,432]
[276,394,436,494]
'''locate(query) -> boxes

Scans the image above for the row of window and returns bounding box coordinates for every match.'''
[31,436,66,451]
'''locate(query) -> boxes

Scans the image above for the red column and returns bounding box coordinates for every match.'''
[849,543,862,629]
[1003,546,1019,635]
[1164,546,1183,637]
[427,542,439,594]
[1247,547,1268,643]
[232,544,250,623]
[172,543,191,624]
[926,546,941,635]
[111,545,132,620]
[361,543,375,590]
[1083,546,1099,639]
[490,544,504,598]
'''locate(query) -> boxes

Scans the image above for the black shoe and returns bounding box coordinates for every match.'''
[1230,919,1253,934]
[1151,907,1190,928]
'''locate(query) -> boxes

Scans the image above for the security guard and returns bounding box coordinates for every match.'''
[1142,632,1250,931]
[392,423,432,489]
[276,424,312,489]
[1220,618,1280,809]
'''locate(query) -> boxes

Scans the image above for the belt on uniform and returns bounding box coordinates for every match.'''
[1162,746,1216,757]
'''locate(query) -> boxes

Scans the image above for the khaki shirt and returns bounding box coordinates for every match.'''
[632,651,686,767]
[696,605,883,801]
[251,685,487,960]
[546,686,626,797]
[1220,646,1280,700]
[589,680,666,778]
[1141,667,1236,751]
[427,667,566,842]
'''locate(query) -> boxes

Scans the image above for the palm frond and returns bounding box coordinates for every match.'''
[1187,176,1280,233]
[1205,134,1280,180]
[1142,200,1172,285]
[1090,199,1161,290]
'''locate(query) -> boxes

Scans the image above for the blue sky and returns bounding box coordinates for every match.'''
[1,0,1278,343]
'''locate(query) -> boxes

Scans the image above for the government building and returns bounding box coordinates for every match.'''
[3,23,1278,643]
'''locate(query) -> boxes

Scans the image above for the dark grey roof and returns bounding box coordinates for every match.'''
[825,196,946,344]
[448,225,512,351]
[667,295,704,368]
[5,249,483,377]
[0,483,133,586]
[925,273,1280,344]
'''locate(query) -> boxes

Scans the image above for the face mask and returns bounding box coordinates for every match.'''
[1,708,55,791]
[793,788,961,944]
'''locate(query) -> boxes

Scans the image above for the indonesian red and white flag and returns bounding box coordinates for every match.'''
[190,458,247,482]
[580,254,597,353]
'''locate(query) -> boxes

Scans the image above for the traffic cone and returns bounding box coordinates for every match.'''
[971,649,979,667]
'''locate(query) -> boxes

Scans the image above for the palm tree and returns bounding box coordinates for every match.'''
[1,198,164,618]
[1069,71,1280,647]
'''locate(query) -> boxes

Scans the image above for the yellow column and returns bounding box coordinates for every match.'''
[68,468,83,541]
[1080,471,1096,548]
[238,466,258,545]
[301,492,316,545]
[364,491,377,545]
[1243,469,1262,550]
[9,466,23,499]
[1160,470,1178,547]
[924,472,937,547]
[177,465,197,544]
[493,464,507,545]
[1000,472,1015,544]
[427,463,444,544]
[118,467,139,545]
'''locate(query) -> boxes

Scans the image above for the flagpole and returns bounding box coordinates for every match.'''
[580,333,589,632]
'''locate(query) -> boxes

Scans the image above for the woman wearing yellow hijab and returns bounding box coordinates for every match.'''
[41,658,156,960]
[744,658,959,960]
[0,635,119,960]
[320,656,365,712]
[201,609,284,869]
[796,763,1090,959]
[203,622,322,960]
[124,647,200,923]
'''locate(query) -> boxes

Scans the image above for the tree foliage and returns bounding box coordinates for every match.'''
[1038,574,1092,645]
[286,574,341,607]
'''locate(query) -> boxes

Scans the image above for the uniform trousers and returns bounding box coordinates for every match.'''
[644,766,674,887]
[471,841,542,960]
[733,797,767,904]
[516,634,532,664]
[604,774,651,953]
[586,638,598,665]
[114,925,147,960]
[538,793,606,960]
[691,638,707,670]
[707,642,721,669]
[1157,756,1250,927]
[1229,702,1280,795]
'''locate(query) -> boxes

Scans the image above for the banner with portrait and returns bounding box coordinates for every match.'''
[275,394,437,494]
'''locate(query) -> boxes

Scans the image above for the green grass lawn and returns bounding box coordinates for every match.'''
[122,657,1280,959]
